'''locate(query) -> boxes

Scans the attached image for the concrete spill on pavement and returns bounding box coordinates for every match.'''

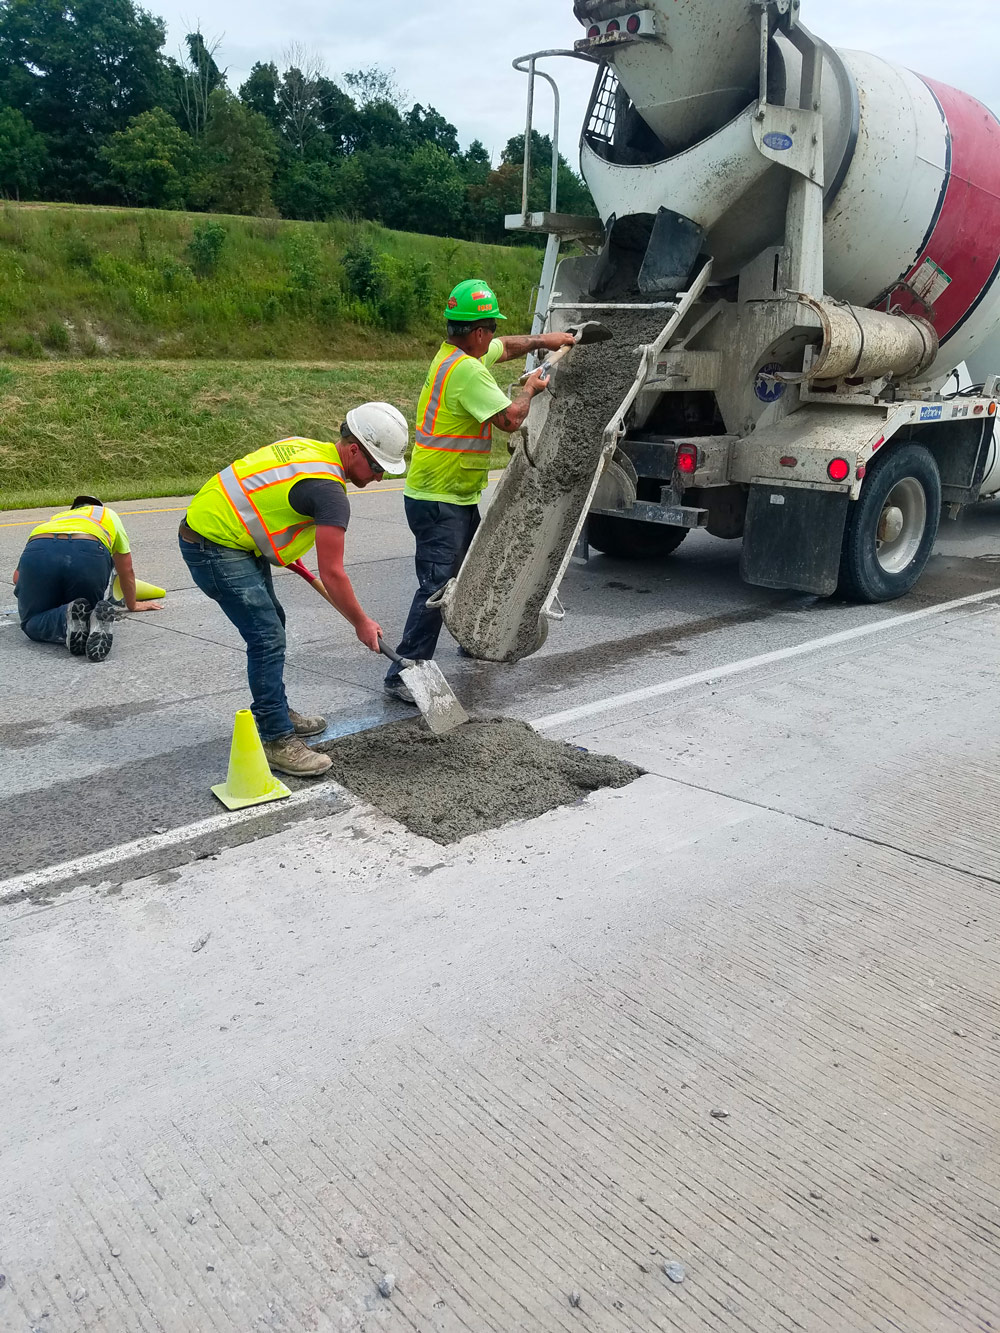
[441,309,669,663]
[318,717,642,844]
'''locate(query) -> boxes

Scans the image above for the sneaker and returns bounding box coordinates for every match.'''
[384,680,416,705]
[65,598,91,656]
[262,734,332,778]
[288,707,326,737]
[86,600,116,662]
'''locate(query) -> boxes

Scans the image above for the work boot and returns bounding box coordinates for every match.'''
[262,734,332,778]
[86,600,116,662]
[288,707,326,737]
[65,598,91,656]
[384,680,416,705]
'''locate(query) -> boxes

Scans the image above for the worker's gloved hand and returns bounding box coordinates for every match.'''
[523,367,551,397]
[355,616,383,652]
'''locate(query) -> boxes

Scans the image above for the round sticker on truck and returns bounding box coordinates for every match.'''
[763,131,794,151]
[755,362,786,402]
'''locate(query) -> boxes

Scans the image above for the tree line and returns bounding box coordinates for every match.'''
[0,0,594,242]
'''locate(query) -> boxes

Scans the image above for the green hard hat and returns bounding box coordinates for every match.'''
[444,278,508,322]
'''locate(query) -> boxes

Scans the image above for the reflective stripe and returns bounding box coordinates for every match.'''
[421,350,465,435]
[218,466,275,560]
[414,431,491,453]
[240,461,345,493]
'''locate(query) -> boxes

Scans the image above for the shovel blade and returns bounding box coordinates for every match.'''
[401,659,469,735]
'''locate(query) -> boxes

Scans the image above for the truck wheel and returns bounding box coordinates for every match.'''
[588,514,689,560]
[838,443,941,602]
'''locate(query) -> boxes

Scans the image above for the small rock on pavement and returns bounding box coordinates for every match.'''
[71,1285,87,1302]
[377,1273,396,1298]
[187,1209,202,1225]
[569,1289,582,1308]
[663,1262,686,1284]
[192,933,211,953]
[710,1108,730,1120]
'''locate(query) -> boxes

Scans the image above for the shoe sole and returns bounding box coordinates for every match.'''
[86,602,115,662]
[384,690,417,706]
[66,599,91,656]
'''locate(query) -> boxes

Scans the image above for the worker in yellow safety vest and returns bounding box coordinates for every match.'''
[13,495,161,662]
[384,278,575,702]
[180,404,408,778]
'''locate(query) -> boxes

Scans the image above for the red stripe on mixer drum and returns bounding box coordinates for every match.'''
[883,78,1000,344]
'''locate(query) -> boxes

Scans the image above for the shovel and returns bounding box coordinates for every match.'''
[379,639,470,736]
[518,320,614,385]
[287,560,469,735]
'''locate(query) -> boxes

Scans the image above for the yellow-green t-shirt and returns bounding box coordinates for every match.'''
[405,339,511,505]
[28,505,131,555]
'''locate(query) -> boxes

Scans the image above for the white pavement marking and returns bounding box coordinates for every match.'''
[532,586,1000,733]
[0,783,338,903]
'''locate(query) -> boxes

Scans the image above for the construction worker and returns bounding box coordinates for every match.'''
[180,404,407,778]
[384,279,576,701]
[13,495,160,661]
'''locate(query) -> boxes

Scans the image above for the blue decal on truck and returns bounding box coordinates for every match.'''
[920,405,943,421]
[754,362,786,403]
[763,132,794,151]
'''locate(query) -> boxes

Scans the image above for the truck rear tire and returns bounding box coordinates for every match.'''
[837,443,941,602]
[588,514,689,560]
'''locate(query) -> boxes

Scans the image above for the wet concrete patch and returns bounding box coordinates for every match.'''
[0,719,55,750]
[318,717,642,844]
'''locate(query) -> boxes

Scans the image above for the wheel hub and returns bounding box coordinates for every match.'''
[878,505,904,544]
[875,478,928,574]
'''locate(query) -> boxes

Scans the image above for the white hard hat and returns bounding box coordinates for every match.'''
[345,401,408,475]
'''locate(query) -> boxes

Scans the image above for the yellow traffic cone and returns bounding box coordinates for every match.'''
[112,575,167,602]
[211,709,292,810]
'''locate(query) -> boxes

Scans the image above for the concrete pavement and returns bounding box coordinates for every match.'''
[1,486,999,1330]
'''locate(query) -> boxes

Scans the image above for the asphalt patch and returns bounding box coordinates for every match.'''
[318,717,642,844]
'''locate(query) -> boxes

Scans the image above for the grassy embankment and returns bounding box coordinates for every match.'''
[0,203,540,509]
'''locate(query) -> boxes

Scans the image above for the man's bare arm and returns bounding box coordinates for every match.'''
[496,331,576,363]
[488,368,551,433]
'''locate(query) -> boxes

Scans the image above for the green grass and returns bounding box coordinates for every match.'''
[0,359,521,509]
[0,203,542,360]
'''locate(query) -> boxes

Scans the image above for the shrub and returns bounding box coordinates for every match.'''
[339,235,432,332]
[42,320,70,351]
[187,221,227,277]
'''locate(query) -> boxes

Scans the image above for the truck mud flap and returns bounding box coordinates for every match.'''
[740,483,849,596]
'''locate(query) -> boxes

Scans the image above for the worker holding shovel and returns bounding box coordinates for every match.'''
[384,278,574,703]
[180,405,407,778]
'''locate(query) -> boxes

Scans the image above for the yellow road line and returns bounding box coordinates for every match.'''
[0,484,415,528]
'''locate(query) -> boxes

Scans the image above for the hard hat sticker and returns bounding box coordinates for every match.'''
[763,132,794,151]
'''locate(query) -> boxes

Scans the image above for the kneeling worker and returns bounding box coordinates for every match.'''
[180,404,407,778]
[14,496,160,661]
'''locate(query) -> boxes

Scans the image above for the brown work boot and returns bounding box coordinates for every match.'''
[262,734,332,778]
[288,707,326,737]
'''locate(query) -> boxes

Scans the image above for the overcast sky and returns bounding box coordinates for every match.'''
[154,0,999,162]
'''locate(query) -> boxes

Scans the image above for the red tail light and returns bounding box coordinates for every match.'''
[676,445,699,475]
[627,14,641,33]
[606,20,620,33]
[828,457,850,482]
[588,24,600,37]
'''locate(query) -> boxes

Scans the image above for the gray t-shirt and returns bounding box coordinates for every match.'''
[289,478,351,530]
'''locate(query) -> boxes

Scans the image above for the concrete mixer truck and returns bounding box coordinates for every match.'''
[435,0,1000,663]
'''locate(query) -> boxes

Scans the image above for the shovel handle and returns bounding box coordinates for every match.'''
[518,338,578,386]
[378,636,406,666]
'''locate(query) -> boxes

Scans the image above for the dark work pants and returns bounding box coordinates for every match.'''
[16,536,113,646]
[179,532,294,742]
[386,497,480,683]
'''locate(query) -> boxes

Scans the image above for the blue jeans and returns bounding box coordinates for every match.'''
[386,497,480,683]
[179,531,294,742]
[16,536,113,646]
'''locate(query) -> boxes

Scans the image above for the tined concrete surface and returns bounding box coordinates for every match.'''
[318,716,642,843]
[442,311,669,662]
[2,594,1000,1330]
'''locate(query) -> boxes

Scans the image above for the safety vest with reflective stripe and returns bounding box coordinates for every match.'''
[29,505,118,552]
[414,347,493,456]
[186,438,347,566]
